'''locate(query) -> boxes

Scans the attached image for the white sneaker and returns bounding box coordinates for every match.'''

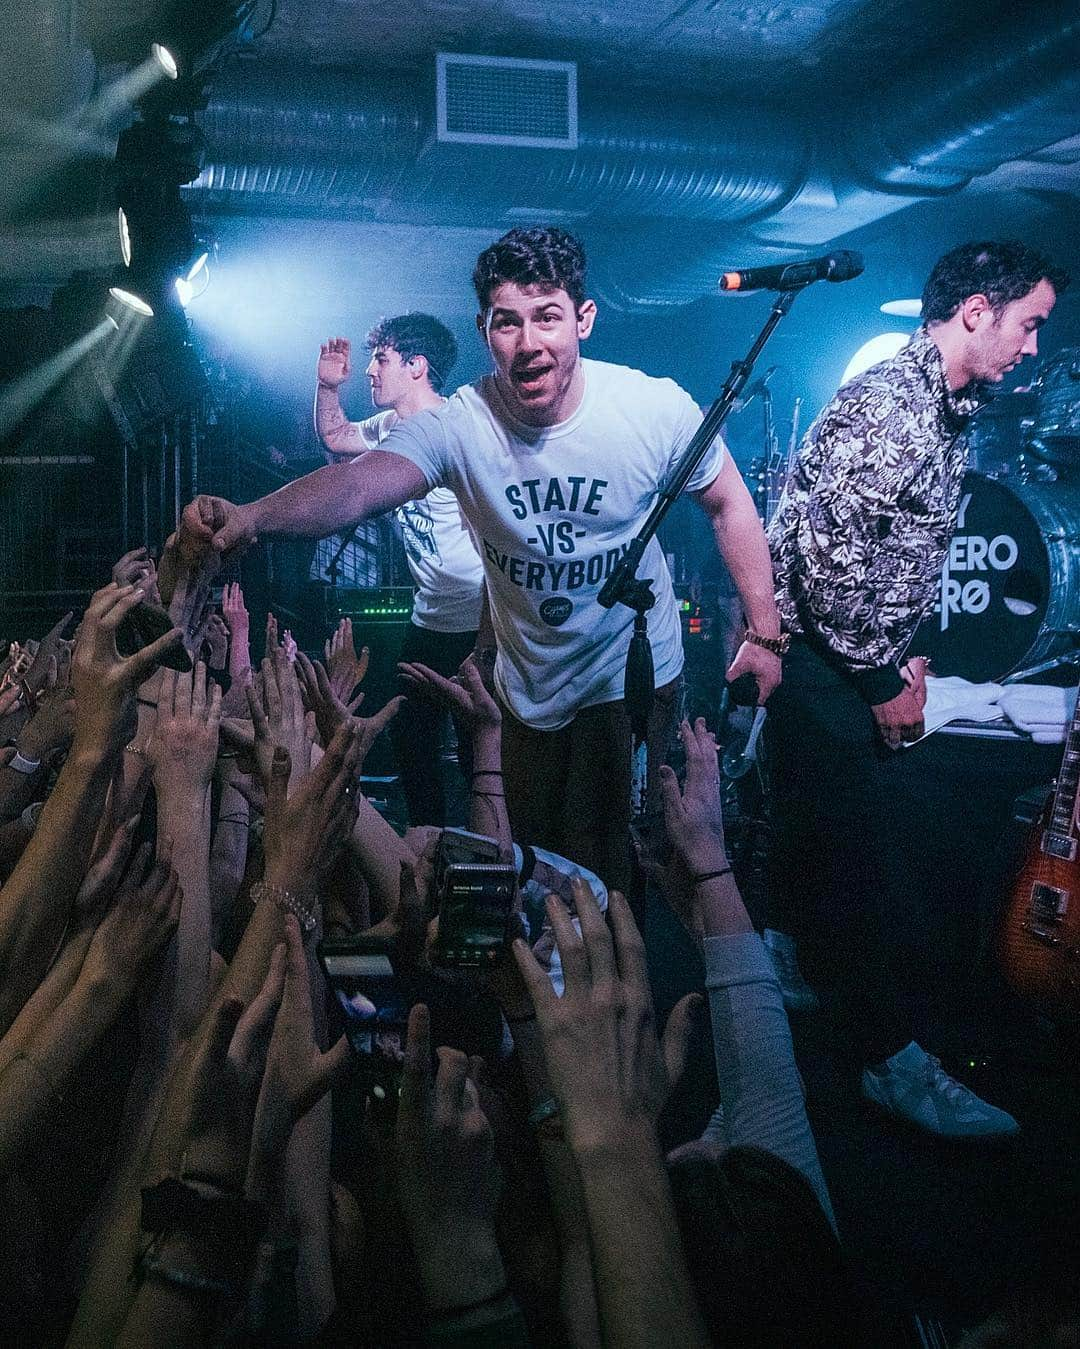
[861,1041,1019,1139]
[763,929,820,1013]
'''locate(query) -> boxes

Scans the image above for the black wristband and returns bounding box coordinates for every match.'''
[691,867,733,886]
[471,769,503,778]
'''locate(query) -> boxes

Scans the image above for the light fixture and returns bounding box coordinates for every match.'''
[175,276,193,307]
[118,207,132,267]
[185,251,209,282]
[151,43,179,80]
[841,333,909,384]
[880,298,922,318]
[109,286,155,318]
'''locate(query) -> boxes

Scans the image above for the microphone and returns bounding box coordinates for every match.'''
[719,251,864,292]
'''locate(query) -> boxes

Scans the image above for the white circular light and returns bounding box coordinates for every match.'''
[117,207,132,267]
[185,251,209,281]
[151,43,179,79]
[841,333,909,385]
[109,286,154,318]
[175,276,193,307]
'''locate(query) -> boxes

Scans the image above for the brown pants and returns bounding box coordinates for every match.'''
[500,679,681,897]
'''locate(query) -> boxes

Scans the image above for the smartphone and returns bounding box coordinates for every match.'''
[434,861,517,968]
[318,942,410,1094]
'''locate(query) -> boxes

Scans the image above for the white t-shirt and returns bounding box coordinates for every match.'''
[382,359,725,729]
[345,410,484,633]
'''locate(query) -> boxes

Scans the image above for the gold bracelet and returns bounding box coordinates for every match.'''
[744,629,790,656]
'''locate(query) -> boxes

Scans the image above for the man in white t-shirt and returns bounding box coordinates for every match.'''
[313,314,484,826]
[180,227,782,891]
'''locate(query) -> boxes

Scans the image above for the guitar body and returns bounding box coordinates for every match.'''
[997,793,1080,1020]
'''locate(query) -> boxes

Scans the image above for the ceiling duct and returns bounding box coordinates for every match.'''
[185,1,1080,309]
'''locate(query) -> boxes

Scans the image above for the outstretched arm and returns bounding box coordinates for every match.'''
[180,451,429,559]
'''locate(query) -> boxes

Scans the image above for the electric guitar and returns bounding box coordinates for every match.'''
[996,682,1080,1019]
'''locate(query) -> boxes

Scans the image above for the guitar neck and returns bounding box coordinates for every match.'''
[1047,685,1080,844]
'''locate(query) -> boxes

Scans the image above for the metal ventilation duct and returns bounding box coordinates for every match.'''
[185,1,1080,308]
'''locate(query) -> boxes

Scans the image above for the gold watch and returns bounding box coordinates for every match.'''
[744,629,790,656]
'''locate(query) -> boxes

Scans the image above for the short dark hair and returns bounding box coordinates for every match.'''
[667,1145,856,1349]
[366,313,458,393]
[472,227,588,312]
[921,240,1070,324]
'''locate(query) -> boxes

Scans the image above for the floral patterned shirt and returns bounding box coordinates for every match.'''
[767,327,984,702]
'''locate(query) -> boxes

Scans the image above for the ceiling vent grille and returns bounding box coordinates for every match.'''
[436,53,577,149]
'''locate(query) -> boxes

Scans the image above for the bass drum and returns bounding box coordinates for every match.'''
[911,472,1080,683]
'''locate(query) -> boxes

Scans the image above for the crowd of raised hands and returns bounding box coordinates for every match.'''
[0,529,856,1348]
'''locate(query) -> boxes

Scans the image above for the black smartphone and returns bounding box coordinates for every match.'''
[318,939,462,1092]
[434,861,518,968]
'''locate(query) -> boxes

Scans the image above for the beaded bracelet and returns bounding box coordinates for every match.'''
[249,880,319,933]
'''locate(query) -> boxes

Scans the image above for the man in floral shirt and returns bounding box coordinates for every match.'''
[765,240,1068,1138]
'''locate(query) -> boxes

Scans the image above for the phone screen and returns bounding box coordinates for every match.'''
[435,863,517,967]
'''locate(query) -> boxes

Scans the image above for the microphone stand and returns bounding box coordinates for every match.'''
[597,284,804,820]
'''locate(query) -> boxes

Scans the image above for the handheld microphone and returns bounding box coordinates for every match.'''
[719,251,864,292]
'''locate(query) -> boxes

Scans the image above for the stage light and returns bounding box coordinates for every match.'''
[109,286,155,318]
[841,332,909,385]
[118,208,132,266]
[186,251,209,281]
[151,44,179,80]
[175,276,193,307]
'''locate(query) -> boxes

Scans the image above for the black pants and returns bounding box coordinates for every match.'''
[763,639,943,1064]
[391,622,478,827]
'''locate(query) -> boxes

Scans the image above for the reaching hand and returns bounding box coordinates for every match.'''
[203,613,230,671]
[660,718,729,876]
[724,639,782,706]
[147,663,223,798]
[81,840,182,997]
[71,581,182,756]
[74,814,142,916]
[221,581,250,635]
[513,880,699,1152]
[178,493,257,560]
[281,629,298,664]
[18,662,75,759]
[323,618,369,704]
[250,915,350,1165]
[112,548,159,602]
[397,656,501,733]
[23,610,73,696]
[395,1004,502,1265]
[295,650,400,759]
[246,648,312,786]
[260,728,364,890]
[317,337,352,389]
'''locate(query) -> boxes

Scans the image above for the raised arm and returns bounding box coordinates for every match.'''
[314,336,373,459]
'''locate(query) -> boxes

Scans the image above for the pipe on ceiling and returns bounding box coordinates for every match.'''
[185,2,1080,309]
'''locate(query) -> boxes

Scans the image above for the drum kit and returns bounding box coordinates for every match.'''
[912,347,1080,684]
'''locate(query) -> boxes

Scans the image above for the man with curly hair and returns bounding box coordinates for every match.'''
[765,239,1068,1137]
[314,313,483,827]
[182,227,782,891]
